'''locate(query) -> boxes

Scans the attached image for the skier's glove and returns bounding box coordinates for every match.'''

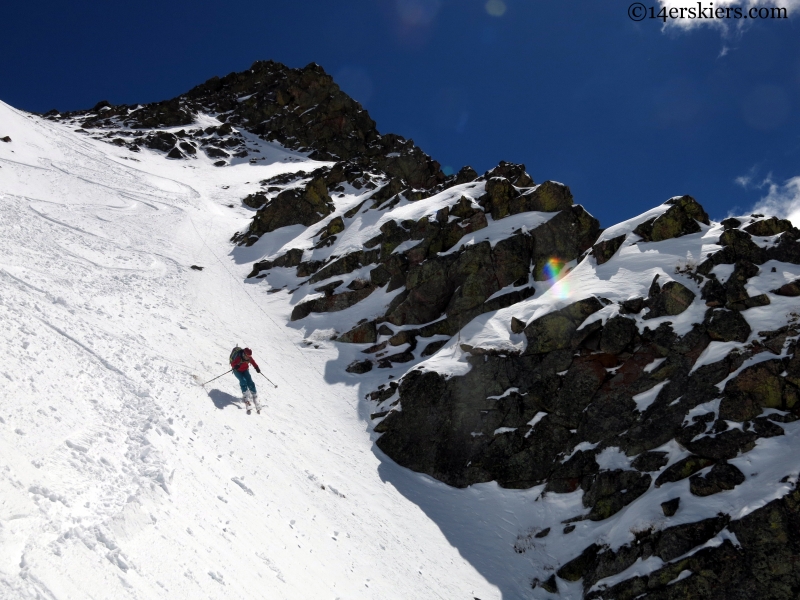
[255,367,261,373]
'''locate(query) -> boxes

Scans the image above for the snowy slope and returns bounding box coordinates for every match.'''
[0,101,543,599]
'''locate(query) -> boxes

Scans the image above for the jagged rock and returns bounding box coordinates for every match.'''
[1,136,11,142]
[337,321,377,344]
[690,462,745,496]
[593,234,626,265]
[704,308,751,342]
[661,497,680,516]
[166,147,184,159]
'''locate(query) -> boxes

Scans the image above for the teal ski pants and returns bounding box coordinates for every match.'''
[232,369,256,394]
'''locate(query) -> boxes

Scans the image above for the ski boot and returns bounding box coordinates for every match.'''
[243,390,252,414]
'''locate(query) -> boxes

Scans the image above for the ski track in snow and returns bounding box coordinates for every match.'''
[0,103,555,599]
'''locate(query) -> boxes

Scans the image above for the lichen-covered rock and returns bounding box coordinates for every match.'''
[513,180,573,213]
[744,216,793,237]
[655,455,715,487]
[634,196,709,242]
[719,360,785,421]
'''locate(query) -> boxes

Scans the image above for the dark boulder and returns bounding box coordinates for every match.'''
[346,359,373,374]
[645,279,695,319]
[242,175,334,242]
[704,308,751,342]
[661,497,680,516]
[634,196,709,242]
[655,455,715,487]
[690,462,745,496]
[593,234,626,265]
[719,360,785,421]
[523,297,604,354]
[632,451,669,473]
[583,470,652,521]
[744,216,793,237]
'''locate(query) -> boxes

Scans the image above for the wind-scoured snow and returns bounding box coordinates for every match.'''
[0,102,535,599]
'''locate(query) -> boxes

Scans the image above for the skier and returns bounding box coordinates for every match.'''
[230,347,262,413]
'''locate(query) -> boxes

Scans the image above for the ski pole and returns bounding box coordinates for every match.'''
[198,369,232,386]
[259,372,278,388]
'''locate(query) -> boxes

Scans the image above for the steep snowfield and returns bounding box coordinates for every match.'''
[0,102,545,599]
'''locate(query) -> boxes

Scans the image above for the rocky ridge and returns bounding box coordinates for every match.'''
[51,62,800,598]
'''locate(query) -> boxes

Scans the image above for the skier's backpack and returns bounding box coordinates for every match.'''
[230,346,244,367]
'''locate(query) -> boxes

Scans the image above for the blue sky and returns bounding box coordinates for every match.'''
[3,0,799,226]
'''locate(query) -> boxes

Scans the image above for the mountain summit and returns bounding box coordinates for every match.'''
[6,61,800,599]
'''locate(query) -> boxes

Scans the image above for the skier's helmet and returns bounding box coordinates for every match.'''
[243,348,253,357]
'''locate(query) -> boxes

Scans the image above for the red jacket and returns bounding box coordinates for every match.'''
[232,352,259,373]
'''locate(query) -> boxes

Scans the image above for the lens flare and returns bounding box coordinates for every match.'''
[485,0,507,17]
[544,258,570,299]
